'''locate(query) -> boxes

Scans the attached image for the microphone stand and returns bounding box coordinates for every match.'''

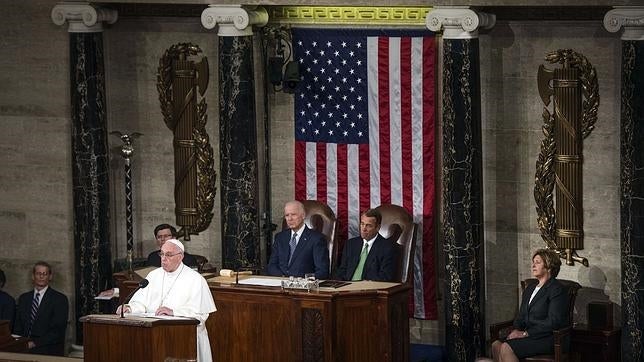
[234,267,254,286]
[120,279,149,318]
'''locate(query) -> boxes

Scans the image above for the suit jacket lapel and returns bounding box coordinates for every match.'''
[364,235,383,268]
[348,238,363,274]
[528,278,553,309]
[523,282,537,311]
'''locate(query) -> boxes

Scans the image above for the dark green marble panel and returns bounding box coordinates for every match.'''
[441,38,485,362]
[218,35,261,272]
[69,32,113,344]
[621,40,644,362]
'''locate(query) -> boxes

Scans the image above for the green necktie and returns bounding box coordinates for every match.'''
[351,242,369,281]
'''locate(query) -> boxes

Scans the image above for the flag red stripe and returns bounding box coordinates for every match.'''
[336,144,349,246]
[295,141,307,201]
[400,37,413,211]
[359,144,370,214]
[422,36,437,319]
[378,37,391,204]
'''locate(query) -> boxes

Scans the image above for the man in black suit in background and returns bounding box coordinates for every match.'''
[146,223,198,268]
[335,208,398,282]
[13,261,68,356]
[267,201,330,279]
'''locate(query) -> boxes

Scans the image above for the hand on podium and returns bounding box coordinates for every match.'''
[115,304,130,315]
[155,306,174,316]
[116,279,149,317]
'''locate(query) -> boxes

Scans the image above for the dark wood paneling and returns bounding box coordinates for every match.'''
[82,315,198,362]
[0,320,28,353]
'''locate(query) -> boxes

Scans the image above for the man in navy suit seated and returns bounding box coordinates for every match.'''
[13,261,68,356]
[335,208,398,282]
[267,201,330,279]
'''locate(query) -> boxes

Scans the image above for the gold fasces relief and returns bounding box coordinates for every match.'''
[157,43,216,240]
[535,49,599,267]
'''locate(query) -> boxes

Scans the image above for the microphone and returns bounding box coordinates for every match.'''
[119,279,149,318]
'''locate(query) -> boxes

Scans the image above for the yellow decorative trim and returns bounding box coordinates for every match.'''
[267,6,431,26]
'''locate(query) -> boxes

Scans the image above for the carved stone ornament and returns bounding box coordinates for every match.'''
[535,49,599,267]
[426,6,495,39]
[157,43,216,239]
[51,2,117,33]
[603,7,644,41]
[201,5,268,37]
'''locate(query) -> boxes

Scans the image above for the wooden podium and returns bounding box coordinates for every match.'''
[0,320,27,353]
[80,314,199,362]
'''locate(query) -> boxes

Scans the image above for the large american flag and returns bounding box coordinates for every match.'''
[292,28,436,319]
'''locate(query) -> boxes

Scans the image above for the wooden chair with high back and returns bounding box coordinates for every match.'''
[282,200,339,276]
[374,204,418,285]
[489,278,582,362]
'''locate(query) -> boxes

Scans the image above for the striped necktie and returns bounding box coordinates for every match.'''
[351,242,369,281]
[288,233,298,263]
[28,292,41,336]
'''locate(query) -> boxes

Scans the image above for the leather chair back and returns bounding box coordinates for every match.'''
[192,254,208,273]
[374,204,417,285]
[521,278,581,326]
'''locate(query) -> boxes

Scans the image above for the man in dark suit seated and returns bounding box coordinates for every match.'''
[13,261,68,356]
[267,201,330,279]
[335,208,398,282]
[146,223,198,269]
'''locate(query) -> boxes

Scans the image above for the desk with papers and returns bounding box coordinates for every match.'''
[205,275,410,362]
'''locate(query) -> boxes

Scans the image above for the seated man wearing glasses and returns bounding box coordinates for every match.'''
[146,223,198,269]
[13,261,68,356]
[117,239,216,362]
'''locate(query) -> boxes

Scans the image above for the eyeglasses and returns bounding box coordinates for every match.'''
[158,251,183,258]
[34,272,50,276]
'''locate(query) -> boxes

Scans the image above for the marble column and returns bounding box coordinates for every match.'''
[604,7,644,362]
[427,7,495,362]
[51,3,117,344]
[201,6,267,271]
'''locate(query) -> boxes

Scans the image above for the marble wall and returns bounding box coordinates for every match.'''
[0,0,624,350]
[0,0,76,337]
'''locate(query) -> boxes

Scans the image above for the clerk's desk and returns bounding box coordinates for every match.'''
[207,275,410,362]
[114,270,410,362]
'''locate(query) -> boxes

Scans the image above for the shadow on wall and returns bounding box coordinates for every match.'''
[574,265,621,328]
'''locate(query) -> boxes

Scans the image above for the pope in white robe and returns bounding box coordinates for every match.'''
[118,238,216,362]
